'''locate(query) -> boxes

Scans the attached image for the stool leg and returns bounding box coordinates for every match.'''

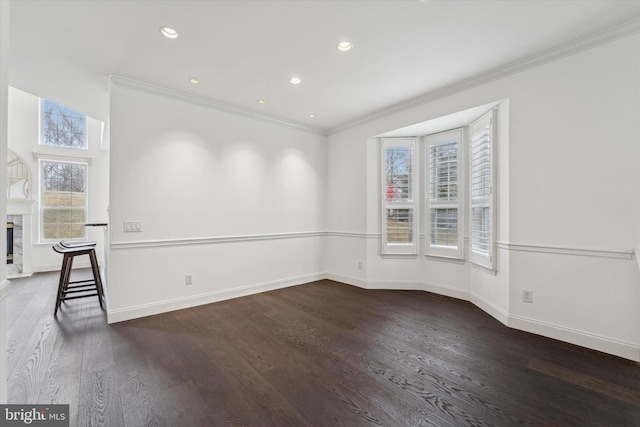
[88,249,104,309]
[55,253,72,316]
[63,254,74,299]
[54,254,66,316]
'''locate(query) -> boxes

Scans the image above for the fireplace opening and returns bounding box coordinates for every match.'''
[7,222,14,264]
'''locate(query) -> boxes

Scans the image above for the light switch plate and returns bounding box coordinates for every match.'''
[124,221,142,232]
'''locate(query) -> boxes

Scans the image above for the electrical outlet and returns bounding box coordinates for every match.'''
[522,289,533,303]
[357,260,363,270]
[185,274,193,285]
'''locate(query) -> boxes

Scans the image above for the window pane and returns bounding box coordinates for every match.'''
[429,141,458,201]
[385,208,413,244]
[41,100,87,148]
[470,129,491,199]
[71,223,86,239]
[385,147,413,202]
[41,161,87,240]
[471,206,490,254]
[430,208,458,247]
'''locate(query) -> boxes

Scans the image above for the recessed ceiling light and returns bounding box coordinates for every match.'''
[289,77,302,85]
[308,114,316,118]
[189,78,200,84]
[160,26,178,39]
[258,99,267,104]
[337,41,353,51]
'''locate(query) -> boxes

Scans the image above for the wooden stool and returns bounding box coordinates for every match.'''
[52,242,105,316]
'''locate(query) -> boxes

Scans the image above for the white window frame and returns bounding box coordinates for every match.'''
[40,99,88,150]
[381,138,417,255]
[39,159,89,243]
[425,128,464,259]
[469,110,496,270]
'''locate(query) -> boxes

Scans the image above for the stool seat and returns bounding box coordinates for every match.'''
[52,242,105,316]
[60,240,97,248]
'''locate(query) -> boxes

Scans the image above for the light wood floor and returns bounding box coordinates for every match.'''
[6,270,640,426]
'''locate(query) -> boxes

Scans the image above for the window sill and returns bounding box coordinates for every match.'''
[470,260,497,275]
[32,150,92,165]
[381,253,418,259]
[424,254,465,264]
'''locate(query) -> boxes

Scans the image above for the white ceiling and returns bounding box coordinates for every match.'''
[8,0,640,133]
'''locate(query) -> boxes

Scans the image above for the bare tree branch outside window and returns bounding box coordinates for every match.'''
[41,100,86,148]
[385,147,412,202]
[385,147,413,244]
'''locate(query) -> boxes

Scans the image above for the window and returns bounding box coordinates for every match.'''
[380,103,500,265]
[41,99,87,149]
[382,138,417,255]
[40,161,87,241]
[469,110,496,269]
[425,128,464,259]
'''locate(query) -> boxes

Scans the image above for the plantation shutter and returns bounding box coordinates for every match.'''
[469,111,495,269]
[382,138,417,255]
[426,129,463,259]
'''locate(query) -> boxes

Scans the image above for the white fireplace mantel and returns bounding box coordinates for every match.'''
[7,198,36,215]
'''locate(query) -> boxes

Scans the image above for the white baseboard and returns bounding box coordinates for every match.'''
[107,272,325,324]
[422,281,470,301]
[508,314,640,362]
[323,272,368,289]
[469,292,509,325]
[326,274,640,362]
[366,279,426,291]
[105,269,640,362]
[7,272,34,279]
[324,274,471,302]
[365,278,471,302]
[32,262,91,273]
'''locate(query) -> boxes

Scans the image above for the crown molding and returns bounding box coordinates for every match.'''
[109,75,327,137]
[328,17,640,135]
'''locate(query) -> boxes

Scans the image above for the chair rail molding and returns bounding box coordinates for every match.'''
[111,231,326,250]
[496,241,633,260]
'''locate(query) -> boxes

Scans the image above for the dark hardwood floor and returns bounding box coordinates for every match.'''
[5,271,640,426]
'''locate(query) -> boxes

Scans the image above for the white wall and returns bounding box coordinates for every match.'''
[504,34,640,360]
[107,79,326,322]
[0,0,11,405]
[324,125,369,287]
[325,34,640,360]
[6,87,110,274]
